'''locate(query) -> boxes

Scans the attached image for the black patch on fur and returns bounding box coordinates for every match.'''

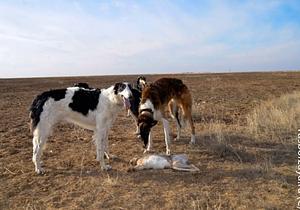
[138,114,157,147]
[139,123,151,147]
[73,82,92,89]
[30,89,67,130]
[113,83,126,95]
[69,89,101,115]
[129,88,141,118]
[175,110,181,128]
[128,76,147,119]
[136,76,146,91]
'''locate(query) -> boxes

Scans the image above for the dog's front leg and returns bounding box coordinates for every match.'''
[94,132,106,161]
[128,110,140,135]
[95,125,111,171]
[143,131,152,153]
[162,118,171,155]
[103,126,117,160]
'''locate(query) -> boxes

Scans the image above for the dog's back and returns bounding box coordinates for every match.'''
[73,82,92,89]
[138,77,196,149]
[141,78,192,110]
[29,89,67,132]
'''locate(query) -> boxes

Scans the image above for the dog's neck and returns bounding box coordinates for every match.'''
[140,99,154,112]
[139,98,163,121]
[102,86,122,107]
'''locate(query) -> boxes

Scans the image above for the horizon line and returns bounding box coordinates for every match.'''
[1,69,299,80]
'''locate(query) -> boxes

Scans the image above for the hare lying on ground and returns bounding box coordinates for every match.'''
[129,154,199,172]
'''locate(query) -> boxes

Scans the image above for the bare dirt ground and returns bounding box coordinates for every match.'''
[0,72,298,209]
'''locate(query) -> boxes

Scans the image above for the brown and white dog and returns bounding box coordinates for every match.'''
[138,78,195,155]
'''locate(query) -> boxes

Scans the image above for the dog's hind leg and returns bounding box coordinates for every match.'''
[162,118,171,155]
[187,111,196,144]
[181,94,196,144]
[169,100,181,141]
[182,109,195,144]
[32,122,52,174]
[174,110,182,141]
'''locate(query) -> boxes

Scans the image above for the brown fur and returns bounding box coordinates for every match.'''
[141,78,195,135]
[138,78,195,151]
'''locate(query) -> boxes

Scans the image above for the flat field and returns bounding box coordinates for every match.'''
[0,72,298,209]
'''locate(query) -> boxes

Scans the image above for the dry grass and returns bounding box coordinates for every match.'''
[102,174,119,187]
[247,91,300,142]
[1,73,298,209]
[203,121,244,163]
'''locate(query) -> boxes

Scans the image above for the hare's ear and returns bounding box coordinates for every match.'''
[129,157,138,166]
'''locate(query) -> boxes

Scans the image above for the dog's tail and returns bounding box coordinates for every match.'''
[29,91,54,133]
[168,100,181,128]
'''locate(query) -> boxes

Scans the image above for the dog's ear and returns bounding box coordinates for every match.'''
[137,76,147,90]
[128,83,133,90]
[113,83,121,94]
[138,118,142,125]
[152,120,158,126]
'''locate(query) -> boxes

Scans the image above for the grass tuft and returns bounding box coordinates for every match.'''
[247,91,300,142]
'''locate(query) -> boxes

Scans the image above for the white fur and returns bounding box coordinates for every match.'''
[138,155,171,169]
[143,131,152,153]
[32,84,131,174]
[162,118,171,155]
[140,99,169,154]
[140,99,163,121]
[140,99,154,112]
[131,154,199,172]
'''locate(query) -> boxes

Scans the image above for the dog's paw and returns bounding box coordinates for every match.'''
[35,168,45,175]
[189,140,196,145]
[101,164,112,171]
[166,149,171,156]
[143,149,151,154]
[174,137,180,141]
[106,154,117,160]
[190,136,196,145]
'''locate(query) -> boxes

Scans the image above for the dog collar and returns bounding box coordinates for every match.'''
[139,108,153,114]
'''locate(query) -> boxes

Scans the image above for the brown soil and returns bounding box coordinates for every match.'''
[0,72,298,209]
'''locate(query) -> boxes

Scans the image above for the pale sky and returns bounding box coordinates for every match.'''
[0,0,300,78]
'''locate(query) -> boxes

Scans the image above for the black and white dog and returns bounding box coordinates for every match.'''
[29,82,132,174]
[127,76,147,135]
